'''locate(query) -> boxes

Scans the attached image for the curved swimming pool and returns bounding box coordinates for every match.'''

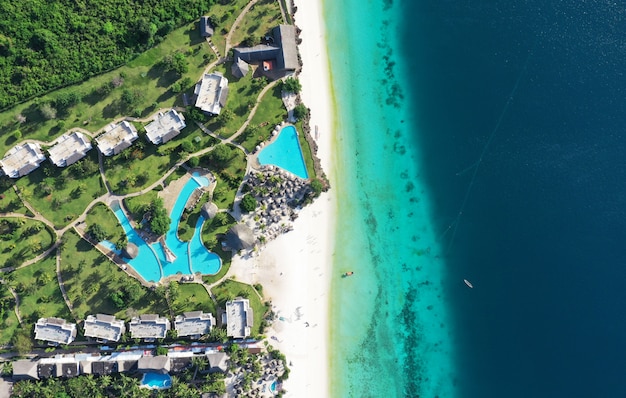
[110,172,222,282]
[258,125,309,179]
[141,372,172,389]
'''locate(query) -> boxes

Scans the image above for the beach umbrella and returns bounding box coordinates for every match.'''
[122,243,139,259]
[201,202,218,219]
[224,224,255,251]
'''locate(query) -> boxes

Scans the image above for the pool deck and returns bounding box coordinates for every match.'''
[158,168,216,216]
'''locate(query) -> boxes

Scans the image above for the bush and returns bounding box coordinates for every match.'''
[87,223,108,242]
[240,194,257,213]
[293,104,308,120]
[282,77,301,94]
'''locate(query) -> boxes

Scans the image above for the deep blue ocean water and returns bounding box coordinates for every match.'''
[402,0,626,396]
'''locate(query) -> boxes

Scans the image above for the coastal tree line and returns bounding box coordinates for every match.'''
[0,0,217,110]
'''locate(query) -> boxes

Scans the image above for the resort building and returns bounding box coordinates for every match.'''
[224,298,254,339]
[13,359,40,380]
[206,352,228,373]
[174,311,215,339]
[48,132,92,167]
[34,317,77,345]
[38,357,79,379]
[79,359,117,376]
[137,356,170,374]
[199,16,214,37]
[95,121,138,156]
[194,72,229,115]
[0,143,46,178]
[145,109,186,145]
[129,314,171,340]
[232,25,298,78]
[83,314,126,342]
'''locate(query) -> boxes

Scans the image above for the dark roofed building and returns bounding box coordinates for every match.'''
[38,363,55,379]
[57,362,79,378]
[170,357,193,373]
[117,359,138,373]
[231,57,249,79]
[231,24,298,79]
[137,356,170,374]
[91,361,117,376]
[223,224,255,251]
[13,359,39,380]
[200,16,214,37]
[272,25,298,71]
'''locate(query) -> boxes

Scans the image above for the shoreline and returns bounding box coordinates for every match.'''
[228,0,335,396]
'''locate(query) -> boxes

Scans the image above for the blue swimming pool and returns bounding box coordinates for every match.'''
[258,125,309,179]
[110,172,221,282]
[141,372,171,389]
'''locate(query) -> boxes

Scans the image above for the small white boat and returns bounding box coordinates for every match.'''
[463,279,474,288]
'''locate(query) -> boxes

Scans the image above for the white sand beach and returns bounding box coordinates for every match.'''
[228,0,335,396]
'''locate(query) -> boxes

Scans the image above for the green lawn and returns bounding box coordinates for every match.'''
[206,0,252,54]
[178,192,211,242]
[104,123,219,194]
[0,180,27,214]
[15,151,106,228]
[230,0,283,47]
[295,120,316,179]
[212,279,266,336]
[123,191,159,222]
[85,203,125,243]
[8,255,72,325]
[0,283,20,345]
[0,21,216,157]
[198,145,247,210]
[236,84,286,152]
[201,213,236,284]
[0,218,55,268]
[173,283,216,315]
[59,230,167,320]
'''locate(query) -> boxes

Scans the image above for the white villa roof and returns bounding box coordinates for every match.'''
[84,314,126,342]
[225,298,253,339]
[0,143,46,178]
[194,72,229,115]
[95,121,138,156]
[129,314,171,339]
[48,132,92,167]
[174,311,215,338]
[34,317,77,345]
[145,109,186,145]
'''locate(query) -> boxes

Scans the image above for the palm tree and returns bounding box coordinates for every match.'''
[191,356,208,381]
[99,374,112,390]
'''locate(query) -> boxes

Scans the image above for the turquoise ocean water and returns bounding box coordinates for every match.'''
[324,0,455,396]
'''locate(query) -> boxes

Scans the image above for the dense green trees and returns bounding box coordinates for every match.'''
[0,0,215,109]
[281,77,302,94]
[240,194,257,213]
[149,198,170,236]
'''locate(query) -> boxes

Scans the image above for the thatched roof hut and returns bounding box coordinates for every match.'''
[122,243,139,259]
[223,224,255,251]
[201,202,219,219]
